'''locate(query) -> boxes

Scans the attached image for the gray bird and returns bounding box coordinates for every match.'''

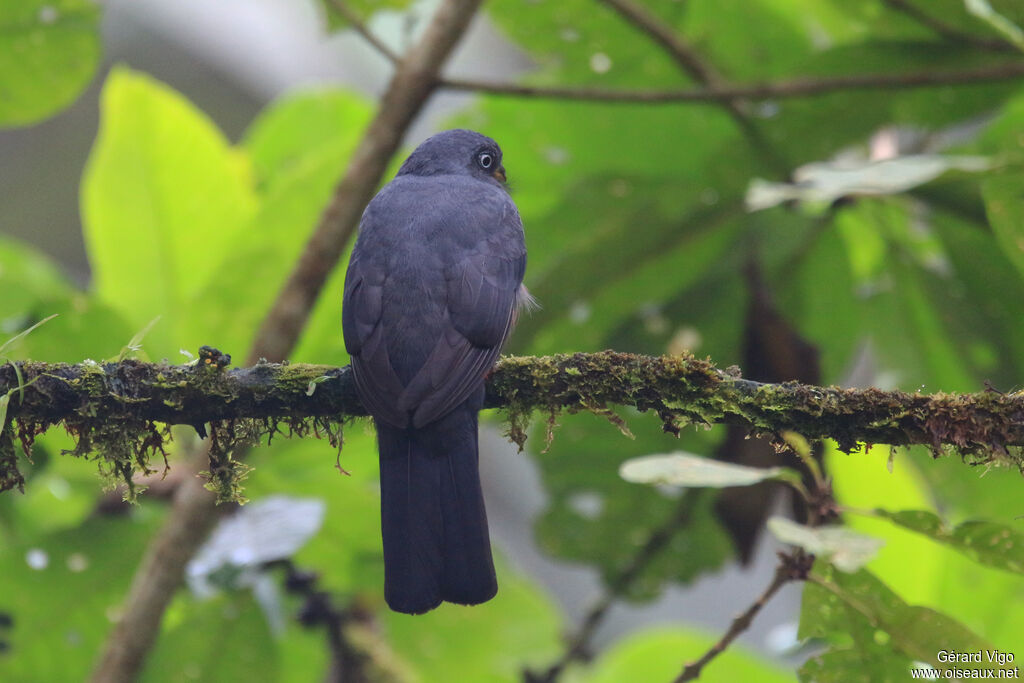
[342,129,530,614]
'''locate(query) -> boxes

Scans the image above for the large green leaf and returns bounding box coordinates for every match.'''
[874,509,1024,574]
[776,218,862,383]
[81,67,257,359]
[0,0,100,127]
[811,199,994,393]
[799,563,1003,680]
[382,561,561,682]
[827,443,1024,655]
[188,88,373,360]
[0,236,72,327]
[0,511,162,681]
[621,452,801,488]
[760,42,1023,167]
[143,593,278,682]
[533,409,733,601]
[0,236,133,364]
[982,173,1024,280]
[767,518,884,573]
[245,429,383,599]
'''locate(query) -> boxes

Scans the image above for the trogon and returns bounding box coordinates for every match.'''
[342,129,531,614]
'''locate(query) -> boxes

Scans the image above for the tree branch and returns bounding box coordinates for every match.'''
[527,494,701,683]
[5,350,1022,491]
[88,1,484,680]
[673,551,809,682]
[327,0,400,63]
[439,61,1024,103]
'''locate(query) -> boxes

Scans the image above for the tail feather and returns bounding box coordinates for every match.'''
[376,403,497,614]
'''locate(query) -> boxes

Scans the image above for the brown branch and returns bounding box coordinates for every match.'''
[882,0,1015,52]
[88,1,484,681]
[674,551,806,682]
[5,351,1022,495]
[439,61,1024,102]
[327,0,400,63]
[527,494,700,683]
[88,454,226,680]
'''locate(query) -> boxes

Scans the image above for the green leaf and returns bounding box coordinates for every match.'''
[747,155,993,211]
[930,206,1024,381]
[0,237,133,364]
[874,509,1024,575]
[982,173,1024,280]
[245,430,385,598]
[620,452,801,489]
[767,517,884,572]
[762,42,1023,166]
[0,432,105,537]
[584,627,792,683]
[825,442,1024,651]
[0,0,101,127]
[800,563,1001,678]
[242,88,372,188]
[143,593,278,682]
[81,67,257,359]
[0,512,162,681]
[0,236,73,323]
[532,410,733,602]
[10,295,133,363]
[383,562,562,681]
[187,88,373,360]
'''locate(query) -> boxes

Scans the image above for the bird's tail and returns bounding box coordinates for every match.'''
[375,404,497,614]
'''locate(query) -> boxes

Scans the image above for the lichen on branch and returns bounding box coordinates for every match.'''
[1,348,1022,496]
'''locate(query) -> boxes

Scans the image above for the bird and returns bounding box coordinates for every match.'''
[342,129,531,614]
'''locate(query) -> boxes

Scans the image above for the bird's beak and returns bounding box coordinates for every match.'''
[493,166,507,183]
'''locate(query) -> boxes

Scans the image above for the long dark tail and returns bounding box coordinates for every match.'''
[375,403,497,614]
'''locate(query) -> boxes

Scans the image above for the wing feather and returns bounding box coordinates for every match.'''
[343,176,527,428]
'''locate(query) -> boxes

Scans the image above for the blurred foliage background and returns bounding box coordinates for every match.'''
[1,0,1024,680]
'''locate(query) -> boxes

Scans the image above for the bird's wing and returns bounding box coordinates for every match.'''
[343,251,409,427]
[403,205,526,428]
[345,181,526,429]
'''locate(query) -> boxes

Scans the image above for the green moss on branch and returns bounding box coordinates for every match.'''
[1,349,1022,496]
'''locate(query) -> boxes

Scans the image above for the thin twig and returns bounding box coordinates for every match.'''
[882,0,1015,51]
[527,494,700,683]
[327,0,400,62]
[439,61,1024,102]
[595,0,788,176]
[596,0,722,85]
[674,552,804,682]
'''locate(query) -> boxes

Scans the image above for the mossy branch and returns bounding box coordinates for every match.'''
[2,347,1022,495]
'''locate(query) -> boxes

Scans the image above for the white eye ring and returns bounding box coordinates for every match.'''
[478,152,493,169]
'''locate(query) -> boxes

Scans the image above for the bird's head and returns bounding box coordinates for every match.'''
[397,129,507,186]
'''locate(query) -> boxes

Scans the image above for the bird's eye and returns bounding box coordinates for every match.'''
[477,152,493,169]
